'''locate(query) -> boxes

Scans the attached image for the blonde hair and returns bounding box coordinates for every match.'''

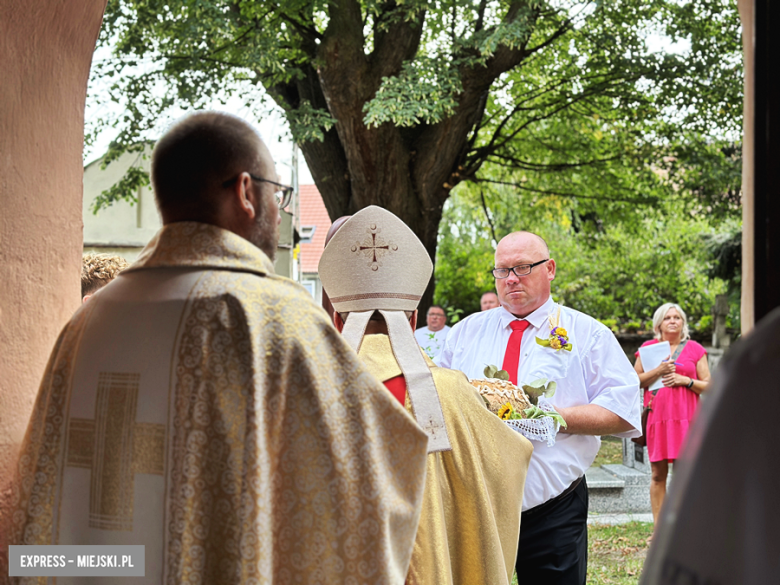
[82,253,129,297]
[652,303,690,341]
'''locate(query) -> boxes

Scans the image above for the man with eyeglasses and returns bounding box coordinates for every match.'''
[438,231,640,585]
[7,112,430,583]
[414,304,451,359]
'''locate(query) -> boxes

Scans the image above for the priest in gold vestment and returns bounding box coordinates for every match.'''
[4,113,429,584]
[319,206,534,585]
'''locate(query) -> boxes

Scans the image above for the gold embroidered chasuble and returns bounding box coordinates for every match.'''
[357,334,534,585]
[6,222,430,585]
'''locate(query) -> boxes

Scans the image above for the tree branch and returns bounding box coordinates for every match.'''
[323,0,365,61]
[280,12,323,44]
[486,152,622,171]
[208,26,258,57]
[524,18,573,57]
[475,0,488,32]
[371,1,426,83]
[480,190,498,244]
[466,73,644,170]
[472,178,658,205]
[164,54,248,69]
[480,2,538,80]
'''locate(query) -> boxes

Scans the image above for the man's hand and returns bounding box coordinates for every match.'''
[555,404,634,435]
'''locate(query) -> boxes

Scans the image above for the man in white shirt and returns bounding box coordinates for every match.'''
[414,304,450,359]
[480,291,500,311]
[438,231,641,585]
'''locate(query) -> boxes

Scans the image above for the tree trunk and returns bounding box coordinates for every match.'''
[273,1,538,316]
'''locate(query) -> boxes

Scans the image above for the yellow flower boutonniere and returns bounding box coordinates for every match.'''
[536,306,573,351]
[536,326,573,351]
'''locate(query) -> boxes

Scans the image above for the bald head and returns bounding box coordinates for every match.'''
[494,231,555,318]
[324,215,351,247]
[495,231,549,263]
[152,111,270,222]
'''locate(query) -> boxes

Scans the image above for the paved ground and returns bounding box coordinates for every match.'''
[588,512,653,525]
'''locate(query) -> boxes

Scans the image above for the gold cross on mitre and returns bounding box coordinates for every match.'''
[351,223,398,271]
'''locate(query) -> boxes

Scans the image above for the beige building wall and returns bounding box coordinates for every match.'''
[0,0,108,539]
[83,146,160,262]
[83,145,161,260]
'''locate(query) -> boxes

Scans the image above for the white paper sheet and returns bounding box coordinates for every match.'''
[638,340,671,391]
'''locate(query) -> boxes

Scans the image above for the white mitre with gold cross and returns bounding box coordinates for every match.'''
[319,205,451,453]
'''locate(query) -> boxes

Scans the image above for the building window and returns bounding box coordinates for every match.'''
[302,280,316,298]
[299,226,316,244]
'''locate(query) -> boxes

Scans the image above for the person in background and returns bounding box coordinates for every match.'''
[414,304,450,359]
[641,308,779,585]
[81,253,129,302]
[319,206,532,585]
[481,291,500,311]
[634,302,710,525]
[439,231,640,585]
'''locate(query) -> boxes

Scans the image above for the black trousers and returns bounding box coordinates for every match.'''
[515,477,588,585]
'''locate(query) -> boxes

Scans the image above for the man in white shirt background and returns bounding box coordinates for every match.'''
[438,231,641,585]
[480,291,500,311]
[414,304,450,360]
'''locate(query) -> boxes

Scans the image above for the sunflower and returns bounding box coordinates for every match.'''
[497,402,514,420]
[550,337,562,350]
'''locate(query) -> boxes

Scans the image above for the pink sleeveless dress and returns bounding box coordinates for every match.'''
[637,339,707,463]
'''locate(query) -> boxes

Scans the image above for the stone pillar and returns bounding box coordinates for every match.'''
[0,0,107,529]
[739,0,780,332]
[712,294,731,349]
[739,0,754,334]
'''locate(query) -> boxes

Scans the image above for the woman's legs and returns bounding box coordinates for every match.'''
[650,459,669,525]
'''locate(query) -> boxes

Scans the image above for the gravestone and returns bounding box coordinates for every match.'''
[712,294,731,350]
[622,437,652,474]
[622,388,652,474]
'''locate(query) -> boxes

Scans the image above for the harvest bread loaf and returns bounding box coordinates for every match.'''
[470,378,532,415]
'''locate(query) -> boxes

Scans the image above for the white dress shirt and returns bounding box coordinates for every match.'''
[437,296,641,510]
[414,325,451,360]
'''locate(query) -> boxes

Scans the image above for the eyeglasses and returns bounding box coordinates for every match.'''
[492,259,549,279]
[222,173,294,209]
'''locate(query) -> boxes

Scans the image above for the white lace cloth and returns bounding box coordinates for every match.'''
[504,396,561,447]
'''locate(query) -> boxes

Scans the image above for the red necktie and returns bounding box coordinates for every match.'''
[502,320,530,385]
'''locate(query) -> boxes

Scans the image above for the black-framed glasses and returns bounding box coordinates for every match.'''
[491,259,549,279]
[222,173,294,209]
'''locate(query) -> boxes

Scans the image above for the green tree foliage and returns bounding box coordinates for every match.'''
[89,0,742,310]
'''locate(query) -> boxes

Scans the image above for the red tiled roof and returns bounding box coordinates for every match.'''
[299,184,332,273]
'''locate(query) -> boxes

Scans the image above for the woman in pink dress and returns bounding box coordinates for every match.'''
[634,303,711,525]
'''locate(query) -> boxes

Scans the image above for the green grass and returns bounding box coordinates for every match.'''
[593,436,624,467]
[512,521,653,585]
[586,521,653,584]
